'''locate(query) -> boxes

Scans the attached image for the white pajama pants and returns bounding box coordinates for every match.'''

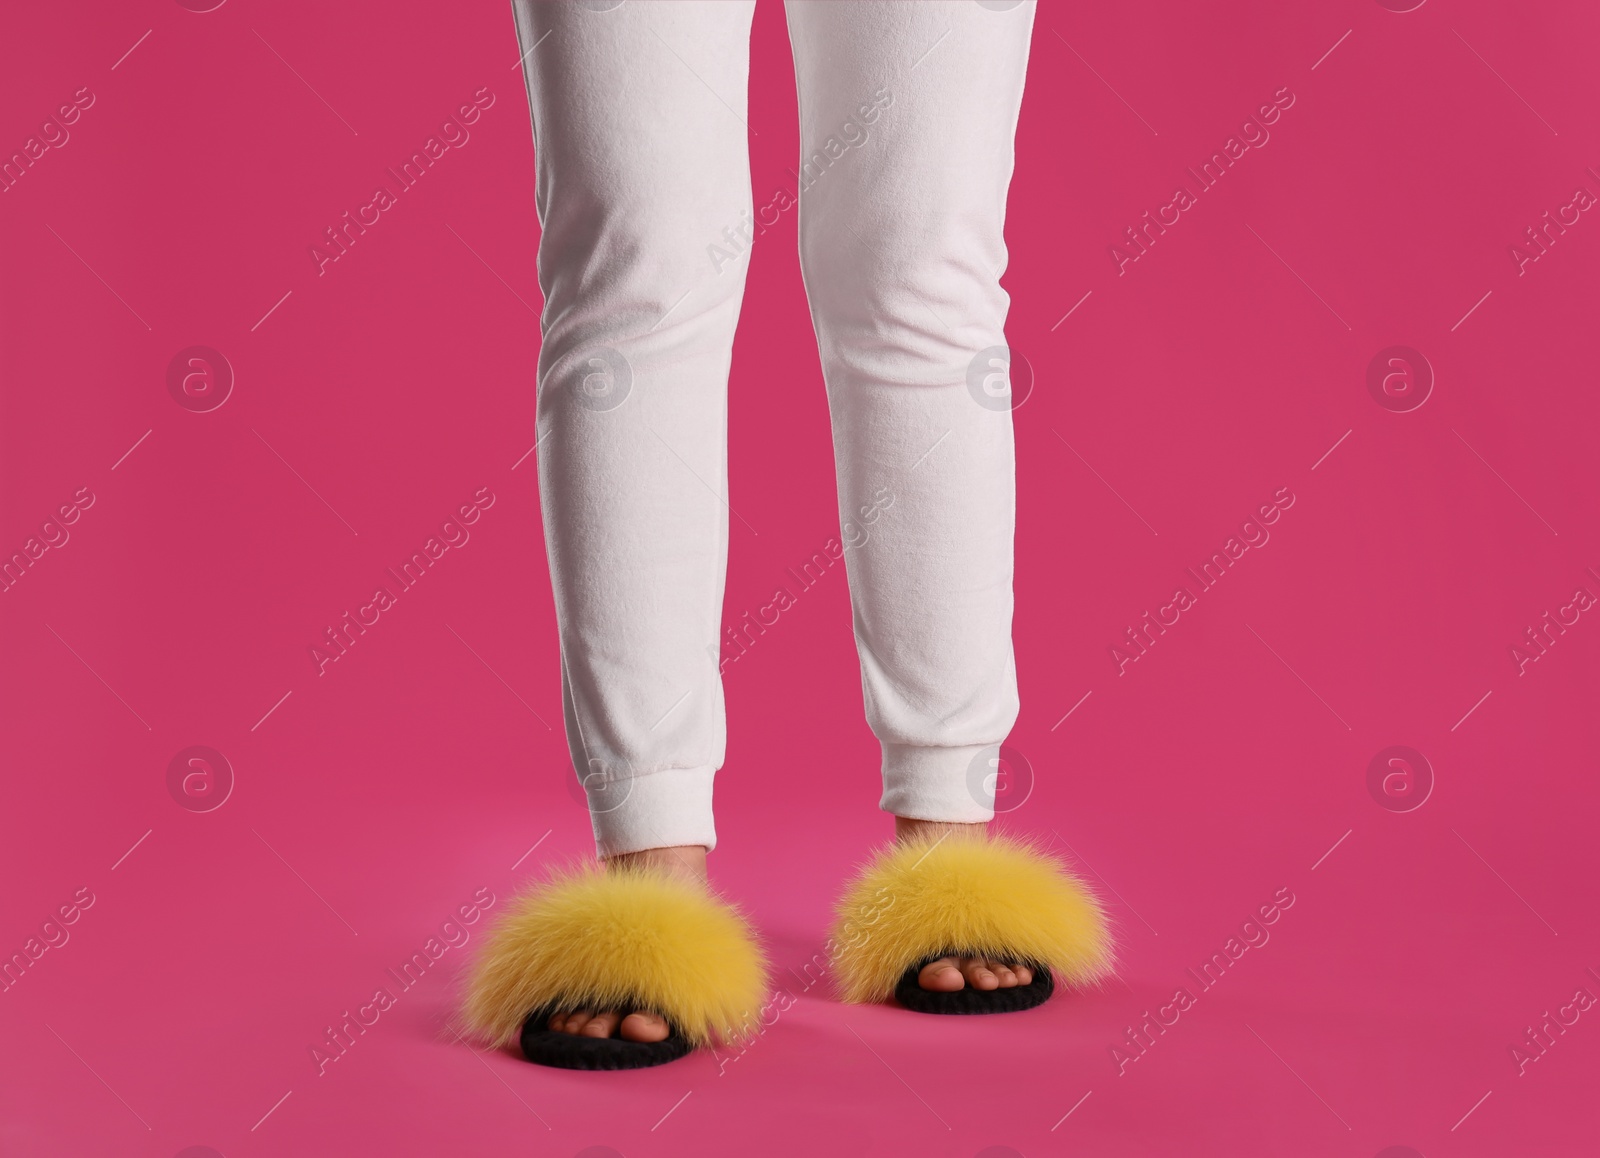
[511,0,1035,857]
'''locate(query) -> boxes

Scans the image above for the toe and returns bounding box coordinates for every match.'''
[620,1011,670,1043]
[917,956,967,992]
[559,1010,592,1034]
[991,962,1019,988]
[580,1011,621,1038]
[1014,963,1034,986]
[962,958,999,991]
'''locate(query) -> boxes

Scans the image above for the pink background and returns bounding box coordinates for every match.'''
[3,1,1599,1155]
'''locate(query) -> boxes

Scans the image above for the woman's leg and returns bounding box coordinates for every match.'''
[512,0,755,1036]
[513,0,755,860]
[785,0,1037,990]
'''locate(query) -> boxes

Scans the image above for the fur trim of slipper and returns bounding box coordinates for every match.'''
[461,864,768,1049]
[829,834,1113,1004]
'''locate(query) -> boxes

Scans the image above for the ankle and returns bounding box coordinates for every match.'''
[894,817,989,845]
[604,844,708,885]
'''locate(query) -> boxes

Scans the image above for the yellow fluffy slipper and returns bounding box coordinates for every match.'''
[829,834,1113,1014]
[461,864,769,1070]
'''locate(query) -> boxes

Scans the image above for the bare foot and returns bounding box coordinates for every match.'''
[915,955,1035,992]
[893,818,1035,994]
[544,844,707,1044]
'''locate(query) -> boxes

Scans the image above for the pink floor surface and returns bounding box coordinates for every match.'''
[4,2,1599,1156]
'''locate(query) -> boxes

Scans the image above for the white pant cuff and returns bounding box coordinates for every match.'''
[586,764,719,858]
[879,743,997,823]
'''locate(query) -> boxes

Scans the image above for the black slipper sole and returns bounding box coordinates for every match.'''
[893,955,1054,1014]
[519,1004,693,1070]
